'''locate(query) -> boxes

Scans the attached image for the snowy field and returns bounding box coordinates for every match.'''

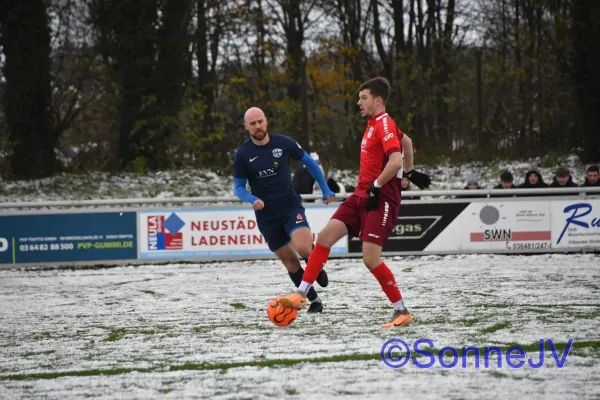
[1,253,600,399]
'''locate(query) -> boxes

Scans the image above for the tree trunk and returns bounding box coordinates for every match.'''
[281,0,310,150]
[1,0,56,179]
[572,0,600,163]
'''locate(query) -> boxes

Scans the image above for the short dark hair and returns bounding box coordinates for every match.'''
[587,165,599,173]
[359,77,391,104]
[555,167,570,177]
[500,170,513,182]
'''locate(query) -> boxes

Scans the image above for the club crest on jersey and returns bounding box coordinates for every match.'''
[272,148,283,158]
[367,127,374,138]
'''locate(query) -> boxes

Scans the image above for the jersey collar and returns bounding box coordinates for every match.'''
[369,111,388,123]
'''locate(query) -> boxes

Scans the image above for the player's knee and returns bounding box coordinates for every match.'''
[362,255,380,270]
[297,246,311,260]
[362,248,382,270]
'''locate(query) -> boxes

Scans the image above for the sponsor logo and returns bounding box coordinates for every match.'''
[368,233,380,238]
[0,238,8,252]
[382,201,389,226]
[272,148,283,158]
[389,216,442,240]
[257,162,280,178]
[382,117,390,136]
[147,213,185,251]
[469,205,551,243]
[250,156,258,162]
[556,202,600,245]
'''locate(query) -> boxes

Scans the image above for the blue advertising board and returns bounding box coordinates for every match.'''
[0,212,138,264]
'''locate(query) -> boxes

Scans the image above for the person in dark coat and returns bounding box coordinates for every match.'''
[518,165,548,197]
[490,170,517,198]
[582,165,600,187]
[549,167,578,188]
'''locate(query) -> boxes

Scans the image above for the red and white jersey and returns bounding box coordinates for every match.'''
[354,111,404,201]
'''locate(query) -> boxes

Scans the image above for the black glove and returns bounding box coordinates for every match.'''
[366,183,380,211]
[404,169,432,189]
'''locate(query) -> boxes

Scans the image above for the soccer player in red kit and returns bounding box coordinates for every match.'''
[278,77,432,327]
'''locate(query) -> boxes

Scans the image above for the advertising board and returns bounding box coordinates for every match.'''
[551,199,600,249]
[0,212,137,265]
[138,207,347,259]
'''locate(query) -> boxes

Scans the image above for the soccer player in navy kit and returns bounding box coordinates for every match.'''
[233,107,335,313]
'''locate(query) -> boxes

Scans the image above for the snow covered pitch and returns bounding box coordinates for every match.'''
[1,254,599,399]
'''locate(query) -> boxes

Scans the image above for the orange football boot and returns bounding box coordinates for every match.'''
[278,290,308,309]
[381,308,414,328]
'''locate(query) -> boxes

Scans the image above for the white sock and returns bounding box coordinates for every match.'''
[298,281,312,294]
[392,300,405,311]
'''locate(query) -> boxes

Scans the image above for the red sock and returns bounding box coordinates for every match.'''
[302,243,330,284]
[370,262,402,303]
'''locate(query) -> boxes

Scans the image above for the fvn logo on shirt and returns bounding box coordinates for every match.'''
[258,162,279,178]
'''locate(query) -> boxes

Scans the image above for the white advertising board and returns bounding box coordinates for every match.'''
[551,199,600,249]
[426,201,552,252]
[139,207,347,259]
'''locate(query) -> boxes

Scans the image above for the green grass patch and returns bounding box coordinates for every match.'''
[3,340,597,381]
[230,303,246,309]
[105,328,130,342]
[487,370,508,379]
[193,326,214,334]
[104,325,170,341]
[30,332,54,340]
[139,290,157,296]
[473,303,512,309]
[456,318,481,327]
[21,350,56,357]
[402,267,413,273]
[481,321,511,334]
[285,389,297,395]
[467,291,496,298]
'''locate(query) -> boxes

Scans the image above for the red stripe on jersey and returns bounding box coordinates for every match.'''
[385,147,401,157]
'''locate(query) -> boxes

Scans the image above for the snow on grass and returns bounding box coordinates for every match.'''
[0,254,599,398]
[0,154,595,203]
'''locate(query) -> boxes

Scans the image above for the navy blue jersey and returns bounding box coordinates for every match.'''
[233,133,305,204]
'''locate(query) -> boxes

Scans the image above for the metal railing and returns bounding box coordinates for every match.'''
[1,186,598,210]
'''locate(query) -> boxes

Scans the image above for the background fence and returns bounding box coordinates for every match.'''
[1,187,599,269]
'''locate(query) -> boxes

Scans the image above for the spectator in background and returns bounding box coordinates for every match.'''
[400,176,419,200]
[456,173,485,199]
[583,165,600,187]
[490,170,516,198]
[550,167,578,189]
[294,152,343,202]
[293,157,318,202]
[318,152,344,196]
[464,173,482,190]
[519,165,548,189]
[494,170,516,190]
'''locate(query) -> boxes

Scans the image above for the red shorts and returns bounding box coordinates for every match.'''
[331,194,400,246]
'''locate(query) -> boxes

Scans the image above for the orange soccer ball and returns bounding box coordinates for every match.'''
[267,297,298,327]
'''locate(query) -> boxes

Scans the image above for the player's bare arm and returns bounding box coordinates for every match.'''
[375,151,403,187]
[401,133,414,172]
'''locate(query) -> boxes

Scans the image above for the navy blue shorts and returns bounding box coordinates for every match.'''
[257,204,310,252]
